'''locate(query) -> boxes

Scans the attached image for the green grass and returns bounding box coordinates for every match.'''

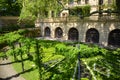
[11,46,64,80]
[9,41,118,80]
[11,56,39,80]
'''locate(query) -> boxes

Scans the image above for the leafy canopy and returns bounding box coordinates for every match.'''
[0,0,22,16]
[19,0,68,22]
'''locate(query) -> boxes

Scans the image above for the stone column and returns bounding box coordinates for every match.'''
[99,22,109,46]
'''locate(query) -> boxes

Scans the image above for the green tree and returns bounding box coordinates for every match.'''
[19,0,68,22]
[116,0,120,13]
[0,0,22,16]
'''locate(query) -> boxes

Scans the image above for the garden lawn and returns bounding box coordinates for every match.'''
[11,46,64,80]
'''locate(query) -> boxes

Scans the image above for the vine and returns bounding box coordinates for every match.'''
[69,5,91,17]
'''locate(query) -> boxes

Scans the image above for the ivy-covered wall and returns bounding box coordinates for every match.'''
[69,5,91,16]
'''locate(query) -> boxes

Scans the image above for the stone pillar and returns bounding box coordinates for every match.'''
[99,22,109,46]
[50,23,55,39]
[62,25,68,40]
[35,19,43,37]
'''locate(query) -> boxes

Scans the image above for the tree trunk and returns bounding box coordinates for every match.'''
[19,43,24,72]
[35,40,42,80]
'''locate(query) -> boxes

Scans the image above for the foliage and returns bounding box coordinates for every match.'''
[69,5,91,16]
[19,0,64,22]
[0,24,20,33]
[82,46,120,80]
[0,24,36,34]
[0,0,22,16]
[0,29,28,49]
[101,49,120,79]
[0,30,120,80]
[115,0,120,13]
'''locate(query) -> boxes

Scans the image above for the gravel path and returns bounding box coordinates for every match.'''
[0,59,25,80]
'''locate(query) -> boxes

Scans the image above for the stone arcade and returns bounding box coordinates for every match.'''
[36,17,120,47]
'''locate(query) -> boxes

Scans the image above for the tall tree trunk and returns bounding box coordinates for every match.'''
[98,0,103,17]
[19,43,25,72]
[11,44,17,61]
[35,40,42,80]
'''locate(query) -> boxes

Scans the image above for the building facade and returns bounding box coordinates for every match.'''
[60,0,114,17]
[36,0,120,47]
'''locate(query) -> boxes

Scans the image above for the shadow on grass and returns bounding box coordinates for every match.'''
[0,68,35,80]
[0,58,29,66]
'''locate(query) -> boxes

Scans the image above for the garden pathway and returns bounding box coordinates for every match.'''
[0,59,25,80]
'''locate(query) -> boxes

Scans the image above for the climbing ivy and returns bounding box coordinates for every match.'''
[69,5,91,16]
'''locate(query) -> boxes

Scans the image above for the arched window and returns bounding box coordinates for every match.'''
[68,28,79,41]
[55,27,63,38]
[86,28,99,43]
[44,27,51,37]
[99,0,103,5]
[108,29,120,47]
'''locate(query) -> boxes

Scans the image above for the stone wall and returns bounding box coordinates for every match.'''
[36,17,120,46]
[0,16,19,27]
[0,16,35,29]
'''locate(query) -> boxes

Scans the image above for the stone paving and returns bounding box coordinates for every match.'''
[0,59,25,80]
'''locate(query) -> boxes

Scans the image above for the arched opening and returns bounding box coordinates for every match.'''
[68,28,79,41]
[86,28,99,43]
[55,27,63,38]
[44,27,51,37]
[108,29,120,47]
